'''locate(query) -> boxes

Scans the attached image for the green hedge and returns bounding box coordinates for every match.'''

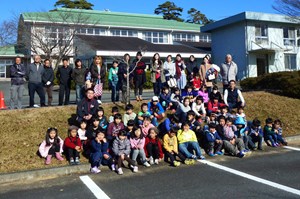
[54,70,153,90]
[240,71,300,99]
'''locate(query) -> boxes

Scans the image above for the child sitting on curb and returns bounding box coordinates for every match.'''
[39,127,64,165]
[64,126,82,165]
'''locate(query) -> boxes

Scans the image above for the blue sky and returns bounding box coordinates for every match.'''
[1,0,278,22]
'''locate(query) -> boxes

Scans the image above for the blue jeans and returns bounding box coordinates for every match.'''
[153,78,162,96]
[228,101,243,112]
[110,81,120,102]
[179,141,202,158]
[75,85,84,104]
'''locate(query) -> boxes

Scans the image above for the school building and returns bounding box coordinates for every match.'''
[201,11,300,80]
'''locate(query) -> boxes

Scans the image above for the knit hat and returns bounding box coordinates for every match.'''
[235,116,245,125]
[68,125,78,132]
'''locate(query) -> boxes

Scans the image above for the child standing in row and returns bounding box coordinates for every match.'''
[39,127,64,165]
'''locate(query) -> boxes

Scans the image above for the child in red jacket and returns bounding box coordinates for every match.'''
[64,125,82,165]
[144,127,163,165]
[207,97,226,116]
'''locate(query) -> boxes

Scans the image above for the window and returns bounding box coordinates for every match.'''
[0,60,12,78]
[111,29,137,37]
[284,54,297,70]
[255,24,268,44]
[199,34,211,42]
[45,26,70,46]
[283,27,296,46]
[142,31,168,43]
[173,33,196,42]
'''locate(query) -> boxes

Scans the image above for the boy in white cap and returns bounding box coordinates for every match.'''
[147,96,165,122]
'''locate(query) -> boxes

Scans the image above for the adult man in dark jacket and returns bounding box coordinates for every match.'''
[10,56,26,109]
[26,55,46,107]
[76,88,99,124]
[56,58,73,105]
[42,59,54,106]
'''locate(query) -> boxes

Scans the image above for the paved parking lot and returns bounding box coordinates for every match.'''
[1,143,299,199]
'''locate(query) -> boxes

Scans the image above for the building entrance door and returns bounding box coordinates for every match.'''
[256,54,268,76]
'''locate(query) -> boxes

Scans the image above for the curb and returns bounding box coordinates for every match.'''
[0,135,300,185]
[0,164,90,185]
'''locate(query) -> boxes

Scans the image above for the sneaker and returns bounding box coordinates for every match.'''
[55,152,64,161]
[90,167,101,174]
[117,168,123,175]
[272,143,277,147]
[198,155,206,160]
[149,156,154,165]
[69,158,75,165]
[133,166,138,173]
[75,157,80,165]
[111,164,116,171]
[173,161,181,167]
[184,159,195,165]
[238,151,245,158]
[154,159,159,165]
[215,151,224,155]
[208,153,215,157]
[33,104,40,108]
[97,100,102,105]
[143,162,151,167]
[191,155,197,160]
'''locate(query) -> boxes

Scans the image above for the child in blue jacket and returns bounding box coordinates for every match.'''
[90,131,114,173]
[247,118,263,150]
[205,123,223,156]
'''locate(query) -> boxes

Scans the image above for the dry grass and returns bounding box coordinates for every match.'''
[0,91,299,173]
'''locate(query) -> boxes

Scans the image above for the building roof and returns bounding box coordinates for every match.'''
[75,35,209,54]
[201,11,300,33]
[21,8,200,32]
[0,45,24,57]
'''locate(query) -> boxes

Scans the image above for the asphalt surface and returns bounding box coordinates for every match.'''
[1,144,299,199]
[0,81,154,107]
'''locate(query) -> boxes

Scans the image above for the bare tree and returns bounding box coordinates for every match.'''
[18,9,99,68]
[273,0,300,22]
[0,15,18,46]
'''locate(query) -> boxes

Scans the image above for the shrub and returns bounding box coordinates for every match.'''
[240,71,300,99]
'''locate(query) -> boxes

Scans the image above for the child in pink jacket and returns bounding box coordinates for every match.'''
[130,128,151,171]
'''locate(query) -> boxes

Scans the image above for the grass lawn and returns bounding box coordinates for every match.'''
[0,91,299,173]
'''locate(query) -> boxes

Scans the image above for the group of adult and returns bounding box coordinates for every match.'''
[9,52,238,110]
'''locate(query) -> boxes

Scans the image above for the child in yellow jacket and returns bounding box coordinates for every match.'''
[163,127,194,166]
[177,121,205,160]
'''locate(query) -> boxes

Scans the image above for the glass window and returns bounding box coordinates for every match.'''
[87,28,93,34]
[142,31,168,43]
[284,54,297,70]
[283,27,296,46]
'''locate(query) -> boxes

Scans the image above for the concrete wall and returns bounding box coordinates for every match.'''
[210,22,247,80]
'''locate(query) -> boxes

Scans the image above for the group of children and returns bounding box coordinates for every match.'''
[38,82,288,175]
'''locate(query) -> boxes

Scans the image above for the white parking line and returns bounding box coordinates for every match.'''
[283,146,300,151]
[199,160,300,196]
[80,175,110,199]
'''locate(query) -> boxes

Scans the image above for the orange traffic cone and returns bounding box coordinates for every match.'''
[0,91,7,109]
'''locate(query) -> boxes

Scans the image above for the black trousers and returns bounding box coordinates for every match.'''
[28,82,45,107]
[67,148,79,159]
[165,151,186,164]
[117,155,136,168]
[146,143,159,159]
[48,144,60,156]
[59,84,71,105]
[134,75,144,96]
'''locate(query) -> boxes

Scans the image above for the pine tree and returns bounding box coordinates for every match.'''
[54,0,94,10]
[186,8,213,25]
[154,1,184,22]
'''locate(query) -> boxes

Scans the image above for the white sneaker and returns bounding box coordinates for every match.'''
[154,159,159,165]
[33,104,40,108]
[97,100,102,104]
[133,166,138,173]
[117,168,123,175]
[90,167,101,174]
[143,162,151,167]
[111,164,116,171]
[149,156,154,165]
